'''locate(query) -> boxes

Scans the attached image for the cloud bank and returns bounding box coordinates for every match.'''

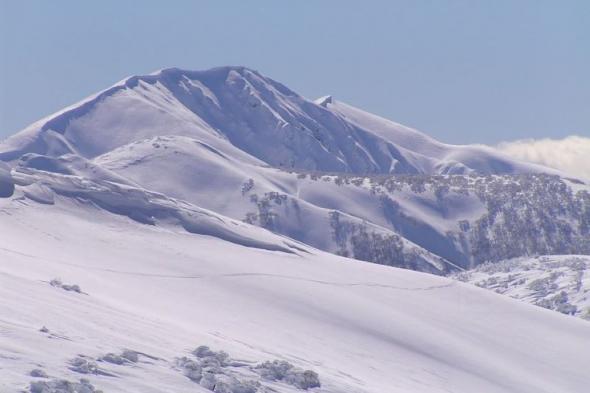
[496,135,590,180]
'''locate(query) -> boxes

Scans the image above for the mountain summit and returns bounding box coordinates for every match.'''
[1,66,587,275]
[0,66,556,176]
[2,67,590,393]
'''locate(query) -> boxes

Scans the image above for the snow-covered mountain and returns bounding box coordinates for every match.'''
[1,66,590,392]
[0,66,560,176]
[1,66,588,275]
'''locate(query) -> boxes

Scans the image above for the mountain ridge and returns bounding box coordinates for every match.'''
[1,66,588,275]
[0,66,564,177]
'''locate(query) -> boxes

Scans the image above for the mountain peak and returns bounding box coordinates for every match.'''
[118,65,262,88]
[1,65,560,178]
[156,65,260,78]
[315,95,333,107]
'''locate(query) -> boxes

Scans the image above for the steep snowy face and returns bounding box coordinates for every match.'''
[0,66,556,176]
[0,68,260,165]
[0,67,409,174]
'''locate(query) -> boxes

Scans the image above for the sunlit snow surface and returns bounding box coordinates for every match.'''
[1,192,590,393]
[1,67,589,392]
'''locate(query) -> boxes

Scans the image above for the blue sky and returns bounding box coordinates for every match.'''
[0,0,588,144]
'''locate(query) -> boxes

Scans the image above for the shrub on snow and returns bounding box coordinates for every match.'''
[30,378,103,393]
[177,356,203,382]
[30,369,48,378]
[49,279,82,293]
[100,350,139,365]
[255,360,320,389]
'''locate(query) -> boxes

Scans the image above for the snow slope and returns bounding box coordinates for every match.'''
[454,255,590,321]
[2,186,590,393]
[92,135,457,274]
[92,137,590,273]
[1,66,589,392]
[322,98,561,175]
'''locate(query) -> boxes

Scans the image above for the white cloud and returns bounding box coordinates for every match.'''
[496,135,590,180]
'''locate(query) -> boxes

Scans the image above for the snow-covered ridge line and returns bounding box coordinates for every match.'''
[2,65,566,176]
[42,66,295,135]
[11,167,307,255]
[0,66,263,161]
[91,134,588,273]
[6,131,589,275]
